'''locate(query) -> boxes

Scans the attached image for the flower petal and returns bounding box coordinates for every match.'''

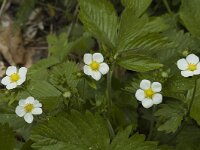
[6,66,17,76]
[186,54,199,64]
[32,108,42,115]
[16,76,26,85]
[19,99,26,106]
[151,82,162,92]
[34,100,42,107]
[194,63,200,75]
[99,63,109,75]
[15,106,26,117]
[83,65,92,76]
[93,53,104,63]
[177,58,188,70]
[18,67,27,76]
[140,79,151,90]
[91,71,101,81]
[84,53,92,65]
[142,99,153,109]
[1,76,11,85]
[24,113,33,123]
[6,83,17,90]
[135,89,145,101]
[26,97,35,104]
[152,93,163,104]
[181,70,193,77]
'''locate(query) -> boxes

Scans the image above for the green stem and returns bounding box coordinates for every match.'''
[147,105,156,140]
[162,0,173,14]
[107,69,113,116]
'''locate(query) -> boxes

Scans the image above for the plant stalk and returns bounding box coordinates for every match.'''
[107,69,113,116]
[162,0,173,14]
[147,105,156,140]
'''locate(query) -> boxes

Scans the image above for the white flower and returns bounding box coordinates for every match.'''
[83,53,109,81]
[15,97,42,124]
[177,54,200,77]
[1,66,27,90]
[135,79,163,109]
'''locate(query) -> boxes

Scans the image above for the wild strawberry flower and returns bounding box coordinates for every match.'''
[83,53,109,81]
[177,54,200,77]
[15,97,42,123]
[1,66,27,90]
[135,79,162,108]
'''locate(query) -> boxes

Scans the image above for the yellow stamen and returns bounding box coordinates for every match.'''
[188,64,197,71]
[90,61,100,71]
[10,73,20,82]
[24,104,34,113]
[144,88,155,99]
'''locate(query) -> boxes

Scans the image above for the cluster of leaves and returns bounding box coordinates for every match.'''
[1,0,200,149]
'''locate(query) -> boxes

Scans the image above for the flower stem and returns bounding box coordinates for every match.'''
[107,69,113,116]
[162,0,173,14]
[147,105,156,140]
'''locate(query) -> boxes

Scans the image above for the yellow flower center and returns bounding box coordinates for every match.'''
[188,63,197,71]
[144,88,155,99]
[24,104,34,113]
[10,73,20,82]
[90,61,100,71]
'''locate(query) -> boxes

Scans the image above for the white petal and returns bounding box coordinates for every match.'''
[26,97,35,104]
[194,63,200,75]
[84,53,92,65]
[152,93,163,104]
[91,71,101,81]
[99,63,109,75]
[6,66,17,76]
[151,82,162,92]
[181,70,193,77]
[19,99,26,106]
[93,53,104,63]
[32,108,42,115]
[142,99,153,109]
[177,58,188,70]
[15,106,26,117]
[135,89,145,101]
[34,100,42,107]
[24,113,33,123]
[16,76,26,85]
[6,83,17,90]
[140,79,151,90]
[1,76,11,85]
[83,65,92,75]
[186,54,199,64]
[18,67,27,76]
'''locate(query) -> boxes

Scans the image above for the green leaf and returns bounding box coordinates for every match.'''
[117,53,163,72]
[0,124,15,150]
[121,0,152,17]
[155,100,187,133]
[190,79,200,125]
[47,33,70,60]
[180,0,200,37]
[27,80,62,98]
[31,111,158,150]
[79,0,118,49]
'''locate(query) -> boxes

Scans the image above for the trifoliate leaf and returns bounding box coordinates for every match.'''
[31,111,158,150]
[180,0,200,37]
[79,0,118,49]
[0,124,15,150]
[117,53,163,72]
[190,79,200,125]
[154,100,187,133]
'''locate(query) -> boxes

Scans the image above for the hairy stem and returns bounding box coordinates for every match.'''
[107,69,113,115]
[147,105,156,140]
[162,0,173,14]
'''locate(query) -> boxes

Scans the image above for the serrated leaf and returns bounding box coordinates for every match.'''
[31,111,158,150]
[117,53,163,72]
[79,0,118,49]
[121,0,152,17]
[155,100,186,133]
[0,124,15,150]
[180,0,200,37]
[190,79,200,125]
